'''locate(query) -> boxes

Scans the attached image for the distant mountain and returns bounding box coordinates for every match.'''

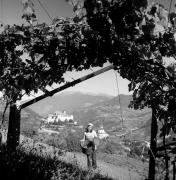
[21,107,42,136]
[23,107,42,119]
[0,92,113,137]
[25,92,113,116]
[0,102,42,136]
[94,94,133,107]
[72,94,151,141]
[0,93,152,141]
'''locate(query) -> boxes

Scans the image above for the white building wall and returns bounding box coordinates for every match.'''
[46,111,74,123]
[47,115,55,123]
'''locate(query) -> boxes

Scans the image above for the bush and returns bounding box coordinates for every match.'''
[0,144,58,180]
[41,128,83,152]
[0,143,113,180]
[46,136,68,150]
[21,127,38,138]
[35,129,123,155]
[98,140,121,154]
[65,131,82,152]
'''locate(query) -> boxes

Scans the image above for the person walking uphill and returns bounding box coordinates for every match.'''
[81,123,98,170]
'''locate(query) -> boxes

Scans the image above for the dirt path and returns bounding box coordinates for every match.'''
[1,133,146,180]
[61,152,144,180]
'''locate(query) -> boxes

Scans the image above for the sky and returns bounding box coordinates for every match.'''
[0,0,175,100]
[63,67,131,96]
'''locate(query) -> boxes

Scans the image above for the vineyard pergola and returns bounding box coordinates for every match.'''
[1,0,176,179]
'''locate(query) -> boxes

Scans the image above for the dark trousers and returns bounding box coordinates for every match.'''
[87,150,97,169]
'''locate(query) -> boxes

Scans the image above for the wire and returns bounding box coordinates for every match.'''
[37,0,53,22]
[167,0,174,27]
[90,67,94,73]
[126,154,132,180]
[169,0,174,16]
[148,146,156,161]
[114,70,124,129]
[65,73,75,81]
[50,86,55,90]
[0,0,3,24]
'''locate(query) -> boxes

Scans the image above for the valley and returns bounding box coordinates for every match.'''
[0,92,152,179]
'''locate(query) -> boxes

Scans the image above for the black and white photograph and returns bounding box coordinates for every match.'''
[0,0,176,179]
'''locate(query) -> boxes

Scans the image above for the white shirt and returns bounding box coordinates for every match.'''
[84,130,97,142]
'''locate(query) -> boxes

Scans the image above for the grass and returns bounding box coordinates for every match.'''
[0,143,113,180]
[34,128,147,159]
[33,127,83,153]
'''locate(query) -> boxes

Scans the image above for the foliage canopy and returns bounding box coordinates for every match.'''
[82,0,176,135]
[1,0,176,135]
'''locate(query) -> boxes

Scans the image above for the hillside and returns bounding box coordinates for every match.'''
[1,93,152,141]
[72,95,151,141]
[25,92,113,116]
[21,107,42,136]
[0,92,113,136]
[0,102,42,136]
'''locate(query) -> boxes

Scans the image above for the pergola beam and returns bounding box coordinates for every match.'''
[21,64,115,109]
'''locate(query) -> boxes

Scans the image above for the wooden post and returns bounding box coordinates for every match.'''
[148,107,157,180]
[165,156,170,180]
[7,102,21,151]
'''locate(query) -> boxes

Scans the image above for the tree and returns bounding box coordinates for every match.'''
[81,0,176,179]
[0,1,176,178]
[0,0,109,150]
